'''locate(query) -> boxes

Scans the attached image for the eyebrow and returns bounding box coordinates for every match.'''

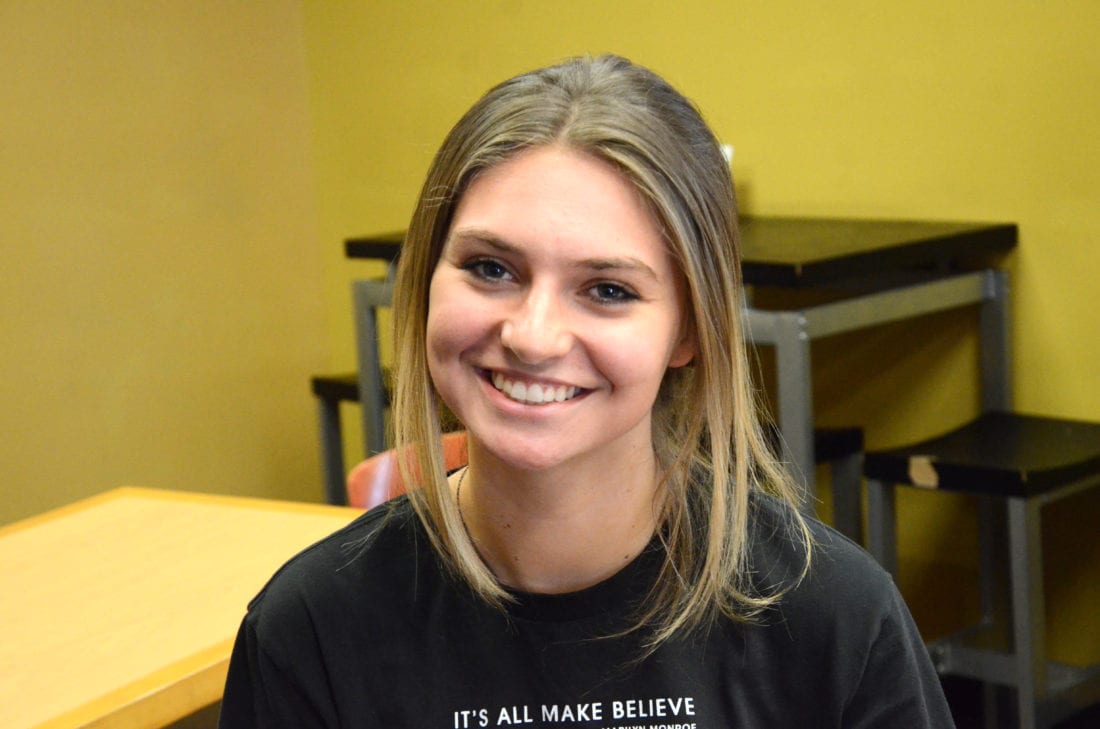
[448,228,661,281]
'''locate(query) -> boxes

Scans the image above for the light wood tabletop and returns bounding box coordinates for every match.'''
[0,487,361,729]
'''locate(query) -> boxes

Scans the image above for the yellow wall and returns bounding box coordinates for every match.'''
[1,2,329,523]
[1,0,1095,668]
[302,1,1100,663]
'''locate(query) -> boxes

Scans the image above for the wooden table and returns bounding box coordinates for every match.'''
[0,487,360,728]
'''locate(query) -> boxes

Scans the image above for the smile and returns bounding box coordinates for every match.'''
[489,371,583,406]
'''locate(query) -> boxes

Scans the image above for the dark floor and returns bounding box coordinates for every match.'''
[943,676,1100,728]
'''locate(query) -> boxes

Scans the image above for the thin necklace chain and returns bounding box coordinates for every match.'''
[456,465,502,581]
[455,465,472,538]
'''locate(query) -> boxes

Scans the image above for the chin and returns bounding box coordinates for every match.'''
[472,434,581,474]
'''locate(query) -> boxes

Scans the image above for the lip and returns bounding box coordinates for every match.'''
[477,367,590,407]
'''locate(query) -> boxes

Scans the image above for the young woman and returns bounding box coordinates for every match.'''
[220,55,954,728]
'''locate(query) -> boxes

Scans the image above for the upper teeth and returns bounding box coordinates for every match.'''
[491,372,580,405]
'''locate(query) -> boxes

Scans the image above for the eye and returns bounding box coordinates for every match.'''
[588,281,639,304]
[462,258,512,282]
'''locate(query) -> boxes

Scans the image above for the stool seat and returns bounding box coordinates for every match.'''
[808,426,864,464]
[864,411,1100,497]
[310,372,361,404]
[310,371,390,505]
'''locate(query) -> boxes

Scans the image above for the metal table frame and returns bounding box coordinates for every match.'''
[747,267,1012,506]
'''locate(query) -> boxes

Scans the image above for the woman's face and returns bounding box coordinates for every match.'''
[426,145,694,473]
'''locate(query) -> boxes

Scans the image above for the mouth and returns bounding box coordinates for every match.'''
[485,369,585,406]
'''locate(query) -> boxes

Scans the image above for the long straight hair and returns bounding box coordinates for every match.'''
[392,54,811,646]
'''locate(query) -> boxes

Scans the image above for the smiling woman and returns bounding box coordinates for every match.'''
[219,55,955,728]
[425,146,696,583]
[426,146,694,492]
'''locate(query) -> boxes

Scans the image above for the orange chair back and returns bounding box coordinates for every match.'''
[346,431,468,509]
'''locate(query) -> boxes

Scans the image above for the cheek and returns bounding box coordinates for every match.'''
[425,307,462,374]
[426,274,458,353]
[590,325,680,394]
[425,285,488,375]
[425,310,465,416]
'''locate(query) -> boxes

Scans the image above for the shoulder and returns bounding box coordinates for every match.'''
[746,495,908,642]
[803,520,898,610]
[254,498,416,591]
[749,494,893,599]
[241,498,431,644]
[732,499,953,725]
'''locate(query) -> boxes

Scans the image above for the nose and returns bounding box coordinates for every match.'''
[500,286,573,364]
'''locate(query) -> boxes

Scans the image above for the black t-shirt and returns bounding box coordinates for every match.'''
[219,496,954,728]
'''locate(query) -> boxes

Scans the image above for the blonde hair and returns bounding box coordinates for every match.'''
[392,54,811,646]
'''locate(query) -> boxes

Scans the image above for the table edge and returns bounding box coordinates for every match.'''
[1,487,360,539]
[32,639,233,729]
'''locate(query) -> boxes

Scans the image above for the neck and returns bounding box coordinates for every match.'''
[456,441,661,595]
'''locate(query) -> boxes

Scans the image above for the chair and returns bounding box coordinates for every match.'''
[864,410,1100,729]
[346,431,468,510]
[310,273,395,504]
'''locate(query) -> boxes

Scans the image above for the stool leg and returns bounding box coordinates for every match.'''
[353,279,391,457]
[977,496,1002,626]
[773,312,816,509]
[866,478,898,576]
[1008,496,1046,729]
[830,452,863,544]
[318,397,347,506]
[975,495,1007,729]
[979,268,1013,412]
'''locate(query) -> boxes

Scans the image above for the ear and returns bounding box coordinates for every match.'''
[668,323,697,369]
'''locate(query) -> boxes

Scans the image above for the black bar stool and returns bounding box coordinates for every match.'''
[310,372,386,506]
[864,411,1100,729]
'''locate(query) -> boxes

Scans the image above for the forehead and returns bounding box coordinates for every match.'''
[448,145,672,267]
